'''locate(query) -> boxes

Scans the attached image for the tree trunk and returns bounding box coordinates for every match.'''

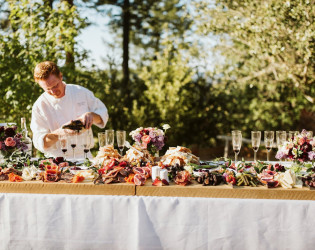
[122,0,130,104]
[62,0,75,70]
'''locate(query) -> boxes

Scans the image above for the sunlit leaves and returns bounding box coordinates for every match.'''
[194,0,315,133]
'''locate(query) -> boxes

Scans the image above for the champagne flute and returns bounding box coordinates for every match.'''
[70,133,78,161]
[98,132,106,148]
[59,134,68,160]
[251,131,261,162]
[276,131,286,150]
[264,131,274,162]
[232,130,242,164]
[276,131,286,163]
[106,129,115,146]
[116,130,126,155]
[288,131,299,140]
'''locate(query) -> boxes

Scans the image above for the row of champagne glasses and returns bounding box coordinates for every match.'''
[232,130,313,163]
[98,130,126,155]
[59,130,93,160]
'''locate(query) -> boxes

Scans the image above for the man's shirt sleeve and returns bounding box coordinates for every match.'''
[85,89,108,128]
[30,105,50,153]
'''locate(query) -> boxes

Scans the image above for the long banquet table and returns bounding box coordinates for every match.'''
[1,181,315,250]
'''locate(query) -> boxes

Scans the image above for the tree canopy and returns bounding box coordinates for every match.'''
[0,0,314,157]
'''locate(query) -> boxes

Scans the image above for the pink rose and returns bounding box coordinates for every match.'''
[298,138,305,145]
[142,135,151,144]
[5,137,16,147]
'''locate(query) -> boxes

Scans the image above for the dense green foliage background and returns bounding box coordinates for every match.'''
[0,0,314,156]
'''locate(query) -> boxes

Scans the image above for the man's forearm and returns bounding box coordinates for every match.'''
[92,112,103,125]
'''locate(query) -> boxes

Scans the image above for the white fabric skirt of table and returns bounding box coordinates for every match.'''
[1,193,314,250]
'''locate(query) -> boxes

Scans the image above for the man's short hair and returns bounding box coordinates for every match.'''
[34,61,61,81]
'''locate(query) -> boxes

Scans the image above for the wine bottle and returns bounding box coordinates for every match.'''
[21,117,32,156]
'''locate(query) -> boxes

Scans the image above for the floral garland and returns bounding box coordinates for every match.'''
[276,129,315,163]
[130,124,170,155]
[0,125,28,157]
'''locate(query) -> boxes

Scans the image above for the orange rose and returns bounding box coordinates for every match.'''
[298,138,305,145]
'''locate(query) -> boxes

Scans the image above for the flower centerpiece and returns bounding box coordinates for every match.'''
[0,125,28,159]
[276,130,315,163]
[130,124,170,156]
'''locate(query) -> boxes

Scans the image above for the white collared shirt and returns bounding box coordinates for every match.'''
[31,83,108,159]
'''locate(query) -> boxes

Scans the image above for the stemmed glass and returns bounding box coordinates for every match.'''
[231,130,242,163]
[288,131,299,140]
[276,131,286,163]
[106,129,115,146]
[276,131,286,150]
[116,130,126,155]
[69,133,78,161]
[59,134,68,160]
[264,131,274,162]
[82,130,93,159]
[98,132,106,148]
[251,131,261,162]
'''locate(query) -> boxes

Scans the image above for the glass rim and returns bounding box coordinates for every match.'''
[231,130,242,133]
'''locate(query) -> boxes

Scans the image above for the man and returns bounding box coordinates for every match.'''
[31,61,108,159]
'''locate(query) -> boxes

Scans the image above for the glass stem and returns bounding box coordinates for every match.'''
[267,151,269,162]
[254,151,256,162]
[235,153,237,163]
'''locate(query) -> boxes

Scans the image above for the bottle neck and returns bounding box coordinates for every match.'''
[21,118,29,138]
[23,129,28,138]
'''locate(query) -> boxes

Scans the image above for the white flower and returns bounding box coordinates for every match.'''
[184,165,193,174]
[22,165,39,181]
[162,124,171,131]
[129,127,143,138]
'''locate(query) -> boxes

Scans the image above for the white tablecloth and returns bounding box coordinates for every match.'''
[1,193,315,250]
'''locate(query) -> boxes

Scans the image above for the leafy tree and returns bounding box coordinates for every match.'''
[194,0,315,135]
[0,0,88,123]
[83,0,192,108]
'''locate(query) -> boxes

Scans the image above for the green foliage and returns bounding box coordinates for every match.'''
[130,39,193,145]
[1,0,314,159]
[194,0,315,137]
[139,39,194,121]
[94,0,192,62]
[0,0,88,123]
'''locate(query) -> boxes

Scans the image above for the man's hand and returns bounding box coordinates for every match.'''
[78,112,94,129]
[43,121,77,149]
[60,120,80,135]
